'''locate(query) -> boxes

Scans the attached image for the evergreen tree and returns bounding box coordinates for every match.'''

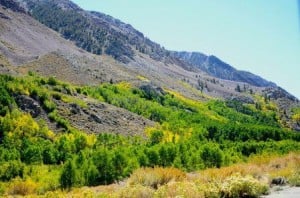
[60,160,77,190]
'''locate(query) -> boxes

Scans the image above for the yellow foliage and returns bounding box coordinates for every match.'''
[137,75,150,82]
[60,94,87,108]
[116,81,131,90]
[145,125,180,143]
[178,80,210,99]
[8,178,37,196]
[165,89,226,122]
[292,114,300,122]
[86,133,97,147]
[7,82,30,96]
[163,130,180,143]
[4,111,40,138]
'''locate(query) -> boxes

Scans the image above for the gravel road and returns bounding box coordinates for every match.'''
[261,186,300,198]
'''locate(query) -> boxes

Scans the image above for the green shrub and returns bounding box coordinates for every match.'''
[201,144,224,168]
[52,93,62,100]
[43,99,56,112]
[48,77,58,86]
[0,161,24,181]
[220,174,269,198]
[0,86,14,115]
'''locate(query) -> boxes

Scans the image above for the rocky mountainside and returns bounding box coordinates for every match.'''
[16,0,168,64]
[0,0,299,131]
[170,51,275,87]
[16,0,275,88]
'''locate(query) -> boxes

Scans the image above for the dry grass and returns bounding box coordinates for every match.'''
[8,178,37,196]
[128,167,186,189]
[116,185,155,198]
[155,181,204,198]
[192,153,300,184]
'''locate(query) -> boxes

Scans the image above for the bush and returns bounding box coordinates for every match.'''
[52,93,62,100]
[0,161,24,181]
[128,167,186,189]
[220,174,269,198]
[0,86,14,115]
[0,183,6,195]
[8,178,37,196]
[22,145,43,164]
[48,77,58,86]
[201,144,224,168]
[289,169,300,186]
[150,130,164,145]
[43,100,56,113]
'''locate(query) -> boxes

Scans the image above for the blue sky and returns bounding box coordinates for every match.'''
[72,0,300,99]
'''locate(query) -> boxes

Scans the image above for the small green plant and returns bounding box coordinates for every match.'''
[48,77,58,86]
[43,99,56,112]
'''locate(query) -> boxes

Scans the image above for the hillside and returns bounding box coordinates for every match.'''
[17,0,276,87]
[0,0,297,130]
[170,51,275,87]
[0,71,299,196]
[0,0,300,197]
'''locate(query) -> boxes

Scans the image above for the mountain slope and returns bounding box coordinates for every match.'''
[170,51,275,87]
[18,0,275,88]
[1,0,299,131]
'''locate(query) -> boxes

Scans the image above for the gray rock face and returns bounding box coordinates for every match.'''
[14,95,41,118]
[227,95,255,104]
[140,84,166,99]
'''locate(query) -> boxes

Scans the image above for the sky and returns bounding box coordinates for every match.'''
[72,0,300,99]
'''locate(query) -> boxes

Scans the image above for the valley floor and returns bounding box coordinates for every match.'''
[9,152,297,198]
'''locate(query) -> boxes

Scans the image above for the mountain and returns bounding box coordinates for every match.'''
[170,51,275,87]
[0,0,300,196]
[16,0,275,88]
[16,0,167,64]
[0,0,297,130]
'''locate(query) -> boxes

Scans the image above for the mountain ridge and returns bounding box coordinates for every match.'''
[170,51,276,87]
[14,0,277,88]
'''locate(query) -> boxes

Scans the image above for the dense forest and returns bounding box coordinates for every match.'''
[0,73,299,196]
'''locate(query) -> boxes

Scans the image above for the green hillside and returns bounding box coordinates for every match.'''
[0,73,299,196]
